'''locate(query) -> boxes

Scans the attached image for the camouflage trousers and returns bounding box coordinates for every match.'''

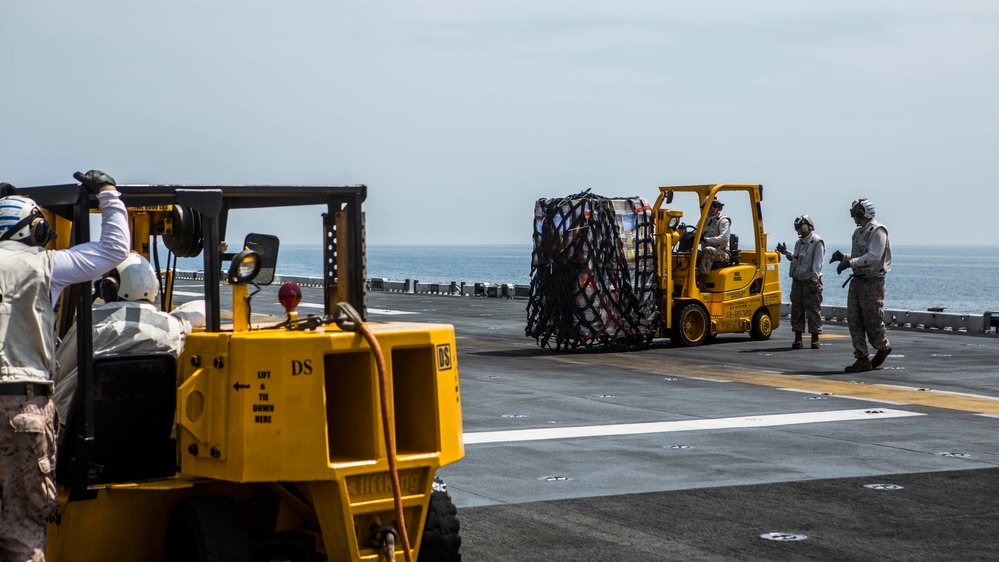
[847,276,890,359]
[0,394,58,562]
[697,247,729,276]
[789,278,823,334]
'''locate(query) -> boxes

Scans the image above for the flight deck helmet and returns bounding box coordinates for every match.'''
[97,252,161,303]
[0,195,54,246]
[793,214,814,233]
[851,198,876,220]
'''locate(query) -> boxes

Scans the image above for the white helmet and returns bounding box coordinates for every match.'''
[850,198,876,220]
[99,253,161,303]
[793,214,814,231]
[0,195,53,246]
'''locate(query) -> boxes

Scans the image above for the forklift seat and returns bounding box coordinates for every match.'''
[57,353,178,486]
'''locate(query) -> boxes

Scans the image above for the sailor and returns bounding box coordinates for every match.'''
[52,253,205,426]
[777,214,825,349]
[831,198,893,373]
[696,199,730,288]
[0,171,129,562]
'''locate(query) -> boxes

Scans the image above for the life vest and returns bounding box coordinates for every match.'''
[703,214,730,251]
[0,240,57,382]
[851,220,892,277]
[790,232,824,282]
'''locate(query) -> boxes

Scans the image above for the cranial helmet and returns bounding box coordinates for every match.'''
[794,214,814,231]
[0,195,54,246]
[98,252,161,303]
[851,198,875,220]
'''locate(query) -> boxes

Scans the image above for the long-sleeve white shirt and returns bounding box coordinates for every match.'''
[50,190,130,304]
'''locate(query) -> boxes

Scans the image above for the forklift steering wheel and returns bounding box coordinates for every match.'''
[682,224,698,243]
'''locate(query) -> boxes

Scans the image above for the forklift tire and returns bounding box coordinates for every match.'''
[166,496,250,562]
[671,303,709,347]
[420,489,462,561]
[749,309,773,340]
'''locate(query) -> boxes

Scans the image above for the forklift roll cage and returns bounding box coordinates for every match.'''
[25,182,369,497]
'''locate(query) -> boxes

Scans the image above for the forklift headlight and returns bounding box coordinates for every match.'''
[228,250,261,284]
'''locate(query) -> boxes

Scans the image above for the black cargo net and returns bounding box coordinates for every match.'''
[526,191,659,351]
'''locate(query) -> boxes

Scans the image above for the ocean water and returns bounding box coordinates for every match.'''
[171,244,999,315]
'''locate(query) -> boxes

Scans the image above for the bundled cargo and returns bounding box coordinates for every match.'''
[526,190,659,350]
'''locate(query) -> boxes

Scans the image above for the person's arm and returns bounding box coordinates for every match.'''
[170,300,207,334]
[50,187,130,303]
[811,240,825,282]
[849,228,887,270]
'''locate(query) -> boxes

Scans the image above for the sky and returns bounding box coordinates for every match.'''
[2,1,997,248]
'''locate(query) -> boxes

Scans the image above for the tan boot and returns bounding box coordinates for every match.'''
[791,331,803,349]
[810,333,820,349]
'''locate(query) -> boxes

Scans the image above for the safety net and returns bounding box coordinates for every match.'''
[526,190,659,351]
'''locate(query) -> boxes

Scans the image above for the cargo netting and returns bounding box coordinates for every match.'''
[526,190,659,351]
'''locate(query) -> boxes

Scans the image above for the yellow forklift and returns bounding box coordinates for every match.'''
[27,181,464,561]
[652,184,782,346]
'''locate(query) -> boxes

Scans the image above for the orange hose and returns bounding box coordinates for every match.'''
[358,321,413,562]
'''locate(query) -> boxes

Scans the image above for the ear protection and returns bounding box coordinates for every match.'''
[95,269,120,303]
[0,207,56,247]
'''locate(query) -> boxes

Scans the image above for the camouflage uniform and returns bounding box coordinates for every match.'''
[847,277,889,359]
[787,231,825,334]
[0,393,57,562]
[844,219,892,359]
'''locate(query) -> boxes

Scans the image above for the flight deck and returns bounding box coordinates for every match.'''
[179,282,999,561]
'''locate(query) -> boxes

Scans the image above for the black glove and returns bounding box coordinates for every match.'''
[775,242,787,255]
[830,249,844,264]
[74,170,116,194]
[0,182,15,197]
[836,259,850,274]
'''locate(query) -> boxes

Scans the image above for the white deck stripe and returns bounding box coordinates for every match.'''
[368,308,416,315]
[777,388,907,405]
[463,408,924,444]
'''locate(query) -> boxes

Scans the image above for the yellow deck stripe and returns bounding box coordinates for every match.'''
[680,365,999,416]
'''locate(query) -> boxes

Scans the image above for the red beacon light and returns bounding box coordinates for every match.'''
[278,282,302,313]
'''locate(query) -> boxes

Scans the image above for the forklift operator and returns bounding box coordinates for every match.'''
[52,252,206,429]
[0,171,129,562]
[696,199,731,287]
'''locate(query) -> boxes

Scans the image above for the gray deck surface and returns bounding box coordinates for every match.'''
[184,283,999,561]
